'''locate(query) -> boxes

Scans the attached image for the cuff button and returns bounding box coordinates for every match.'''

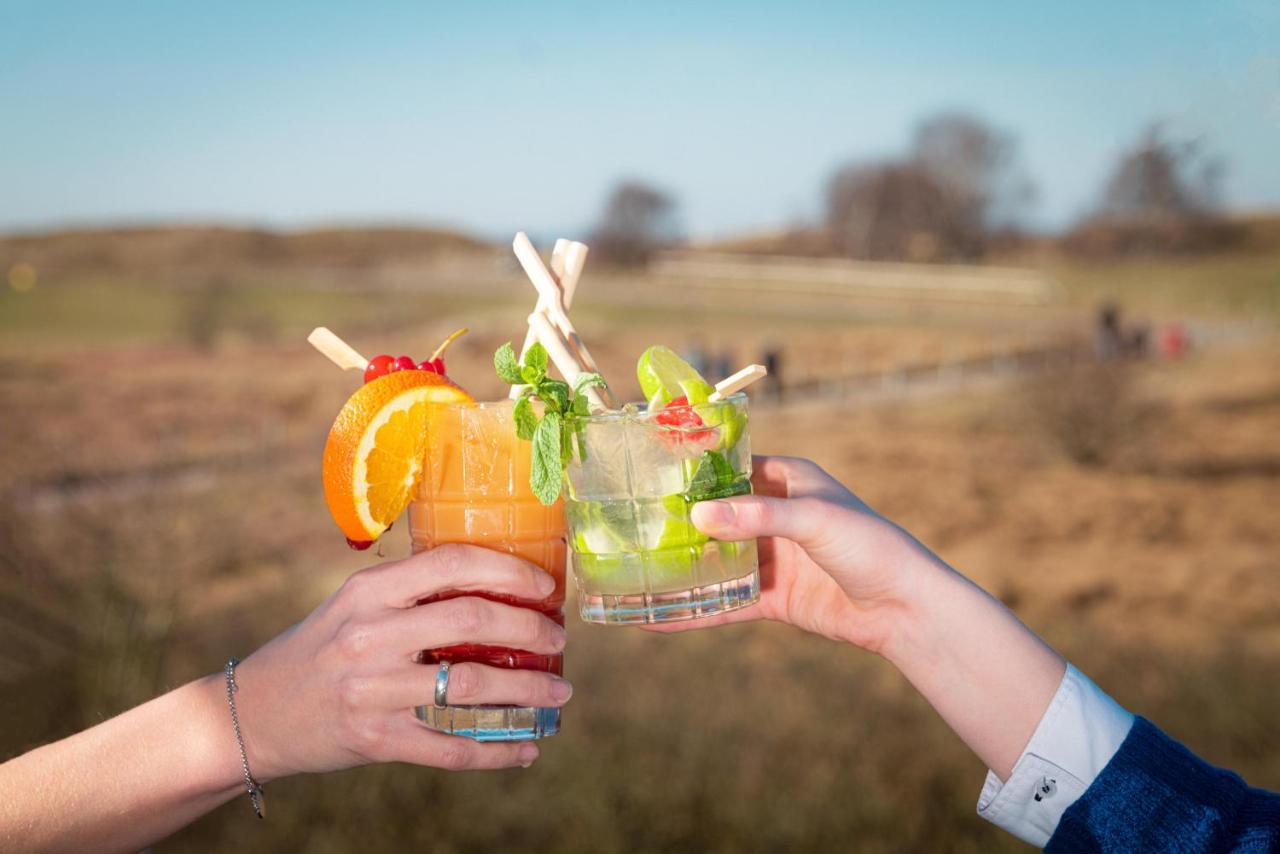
[1033,777,1058,802]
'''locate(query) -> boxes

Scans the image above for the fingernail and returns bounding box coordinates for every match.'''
[518,744,539,767]
[550,624,567,650]
[536,571,556,597]
[551,677,573,703]
[692,500,735,529]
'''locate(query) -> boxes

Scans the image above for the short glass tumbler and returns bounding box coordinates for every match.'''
[565,392,759,625]
[408,401,566,741]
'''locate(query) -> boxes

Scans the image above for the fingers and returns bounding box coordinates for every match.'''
[691,493,837,551]
[389,720,541,770]
[343,543,557,611]
[369,663,572,709]
[372,597,567,658]
[751,455,845,499]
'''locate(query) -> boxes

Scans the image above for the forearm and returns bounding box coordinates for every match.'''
[882,555,1066,780]
[0,674,246,853]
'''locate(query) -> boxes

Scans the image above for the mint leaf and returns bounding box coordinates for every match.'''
[571,394,591,418]
[685,450,747,502]
[573,372,605,395]
[513,395,538,441]
[688,452,719,495]
[525,341,548,374]
[521,363,546,387]
[494,343,523,385]
[531,410,563,505]
[537,379,570,414]
[707,450,735,485]
[700,479,751,500]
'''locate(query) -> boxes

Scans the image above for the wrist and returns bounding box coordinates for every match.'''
[868,533,963,664]
[186,673,256,800]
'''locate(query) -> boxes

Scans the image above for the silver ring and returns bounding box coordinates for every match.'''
[433,661,451,708]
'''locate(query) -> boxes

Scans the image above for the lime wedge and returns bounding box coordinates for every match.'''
[637,346,715,410]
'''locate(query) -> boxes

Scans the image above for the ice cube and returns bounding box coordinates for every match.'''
[566,418,632,500]
[624,421,687,497]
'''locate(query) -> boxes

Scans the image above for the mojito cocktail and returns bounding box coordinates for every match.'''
[409,401,566,741]
[565,392,759,624]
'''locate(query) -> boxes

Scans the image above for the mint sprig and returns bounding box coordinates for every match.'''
[495,342,604,506]
[686,450,751,502]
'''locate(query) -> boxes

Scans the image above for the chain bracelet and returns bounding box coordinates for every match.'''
[224,658,265,819]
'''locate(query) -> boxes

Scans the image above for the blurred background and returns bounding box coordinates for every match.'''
[2,2,1278,851]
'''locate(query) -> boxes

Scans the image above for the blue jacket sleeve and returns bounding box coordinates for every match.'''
[1046,717,1280,852]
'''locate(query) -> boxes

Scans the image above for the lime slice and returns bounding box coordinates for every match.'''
[637,346,715,410]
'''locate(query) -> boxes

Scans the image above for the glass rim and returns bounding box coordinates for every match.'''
[574,391,748,424]
[423,391,748,420]
[426,399,518,412]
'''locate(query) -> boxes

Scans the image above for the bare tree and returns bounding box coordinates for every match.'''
[825,162,950,261]
[1066,123,1238,256]
[825,111,1033,261]
[1098,123,1224,222]
[911,112,1035,239]
[589,181,681,267]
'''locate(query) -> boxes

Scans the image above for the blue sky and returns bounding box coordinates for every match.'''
[2,1,1278,239]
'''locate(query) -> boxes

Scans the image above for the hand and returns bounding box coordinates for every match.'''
[232,544,570,777]
[667,455,944,655]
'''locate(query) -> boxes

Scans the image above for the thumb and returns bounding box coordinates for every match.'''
[691,494,834,549]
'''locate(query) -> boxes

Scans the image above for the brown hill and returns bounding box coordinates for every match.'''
[0,225,494,275]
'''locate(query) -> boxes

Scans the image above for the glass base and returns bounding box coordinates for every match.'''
[578,569,760,625]
[414,704,560,742]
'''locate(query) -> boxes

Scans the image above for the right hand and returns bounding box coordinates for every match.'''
[230,544,571,778]
[670,455,946,655]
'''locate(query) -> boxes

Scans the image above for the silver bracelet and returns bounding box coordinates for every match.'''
[224,658,266,819]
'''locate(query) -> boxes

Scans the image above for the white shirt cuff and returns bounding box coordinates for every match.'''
[975,663,1134,847]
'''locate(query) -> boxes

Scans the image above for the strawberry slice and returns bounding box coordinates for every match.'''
[655,396,719,455]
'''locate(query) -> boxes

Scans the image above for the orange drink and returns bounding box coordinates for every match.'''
[408,400,566,741]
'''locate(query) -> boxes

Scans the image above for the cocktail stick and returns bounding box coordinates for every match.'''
[708,364,769,402]
[308,327,368,372]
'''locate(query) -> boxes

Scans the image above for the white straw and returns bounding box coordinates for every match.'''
[511,233,618,408]
[527,310,606,411]
[512,239,578,399]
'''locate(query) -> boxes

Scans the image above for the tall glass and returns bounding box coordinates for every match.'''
[565,392,759,624]
[408,401,566,741]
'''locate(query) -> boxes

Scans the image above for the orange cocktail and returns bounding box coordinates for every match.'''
[408,400,566,741]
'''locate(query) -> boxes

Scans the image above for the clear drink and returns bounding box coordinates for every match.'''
[565,393,759,624]
[408,401,566,741]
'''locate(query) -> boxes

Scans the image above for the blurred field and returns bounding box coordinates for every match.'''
[1,229,1278,851]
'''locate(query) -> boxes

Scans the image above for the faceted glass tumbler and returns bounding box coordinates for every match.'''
[564,393,760,625]
[408,401,566,741]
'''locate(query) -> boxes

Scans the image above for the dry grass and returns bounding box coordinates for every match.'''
[0,237,1277,851]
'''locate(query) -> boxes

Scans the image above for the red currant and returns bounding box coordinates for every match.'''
[346,536,373,550]
[393,355,417,372]
[655,396,718,452]
[364,354,396,384]
[430,357,446,374]
[417,359,440,374]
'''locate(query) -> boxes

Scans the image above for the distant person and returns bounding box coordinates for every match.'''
[657,456,1280,851]
[1095,302,1124,361]
[1159,323,1191,360]
[711,350,733,384]
[683,341,709,379]
[762,347,783,401]
[1126,320,1151,359]
[0,546,571,852]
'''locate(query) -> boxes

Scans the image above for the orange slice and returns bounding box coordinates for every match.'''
[323,371,474,542]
